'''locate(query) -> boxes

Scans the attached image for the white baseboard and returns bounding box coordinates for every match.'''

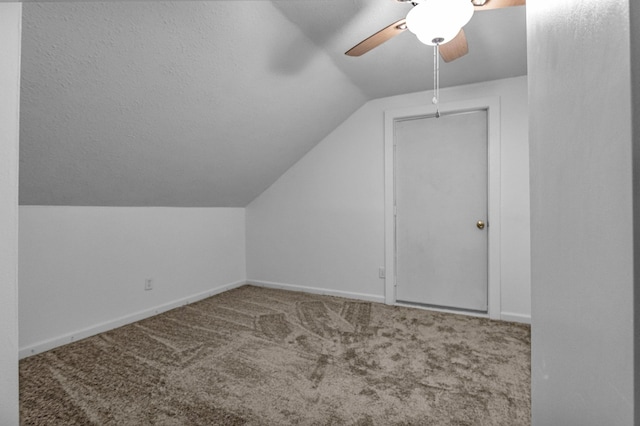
[501,312,531,324]
[393,304,531,325]
[19,280,246,359]
[247,280,385,304]
[394,301,490,319]
[21,279,525,359]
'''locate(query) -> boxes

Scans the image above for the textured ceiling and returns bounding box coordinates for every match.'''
[273,0,527,99]
[19,1,526,207]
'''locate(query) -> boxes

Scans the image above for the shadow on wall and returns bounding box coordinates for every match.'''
[269,0,369,74]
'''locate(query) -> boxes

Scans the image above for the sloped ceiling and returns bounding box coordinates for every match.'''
[273,0,527,99]
[19,1,526,207]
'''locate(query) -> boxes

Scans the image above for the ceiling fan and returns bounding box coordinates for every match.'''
[345,0,526,63]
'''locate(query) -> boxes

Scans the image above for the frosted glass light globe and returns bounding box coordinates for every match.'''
[406,0,474,45]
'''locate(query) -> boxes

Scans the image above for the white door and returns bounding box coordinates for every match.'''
[394,109,488,312]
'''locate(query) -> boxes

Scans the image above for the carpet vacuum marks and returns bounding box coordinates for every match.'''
[20,285,530,425]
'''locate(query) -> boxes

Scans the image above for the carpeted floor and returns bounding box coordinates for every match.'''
[20,285,530,425]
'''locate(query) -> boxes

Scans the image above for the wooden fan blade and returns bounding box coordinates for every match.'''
[439,29,468,63]
[345,19,407,56]
[474,0,525,11]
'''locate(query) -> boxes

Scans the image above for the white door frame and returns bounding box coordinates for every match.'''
[384,97,501,320]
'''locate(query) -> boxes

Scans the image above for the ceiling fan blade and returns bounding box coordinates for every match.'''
[345,19,407,57]
[439,29,468,63]
[474,0,525,11]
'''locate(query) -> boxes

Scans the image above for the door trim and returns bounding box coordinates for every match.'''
[384,97,502,320]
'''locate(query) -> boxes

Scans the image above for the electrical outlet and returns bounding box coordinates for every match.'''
[378,268,385,279]
[145,279,153,291]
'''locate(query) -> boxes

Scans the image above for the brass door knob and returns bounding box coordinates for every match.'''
[476,220,485,230]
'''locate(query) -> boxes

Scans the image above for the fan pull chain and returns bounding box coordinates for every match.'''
[432,39,443,118]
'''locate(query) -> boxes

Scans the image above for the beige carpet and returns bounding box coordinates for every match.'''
[20,285,530,425]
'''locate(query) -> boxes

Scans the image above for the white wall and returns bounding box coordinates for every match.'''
[0,4,21,424]
[528,0,635,424]
[247,76,530,321]
[19,206,246,357]
[631,0,640,416]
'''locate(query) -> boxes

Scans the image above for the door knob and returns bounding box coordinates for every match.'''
[476,220,485,230]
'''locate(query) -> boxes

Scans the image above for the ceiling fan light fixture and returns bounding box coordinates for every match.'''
[406,0,474,45]
[416,27,460,46]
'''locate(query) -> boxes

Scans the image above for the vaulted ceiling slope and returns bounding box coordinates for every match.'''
[19,1,367,207]
[19,1,526,207]
[272,0,527,99]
